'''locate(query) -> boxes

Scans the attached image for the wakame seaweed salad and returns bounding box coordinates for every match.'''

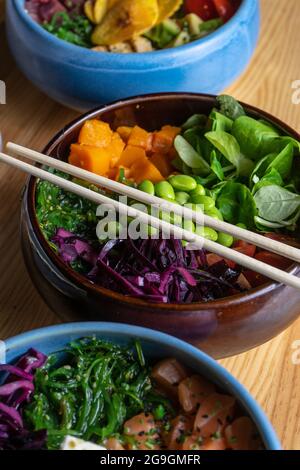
[23,338,173,450]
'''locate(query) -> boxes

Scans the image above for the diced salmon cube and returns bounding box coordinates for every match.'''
[105,437,125,450]
[182,434,227,450]
[178,375,216,414]
[193,393,235,438]
[124,413,161,450]
[225,416,263,450]
[151,358,189,398]
[164,415,193,450]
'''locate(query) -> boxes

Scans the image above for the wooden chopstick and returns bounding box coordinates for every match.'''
[1,150,300,290]
[7,142,300,264]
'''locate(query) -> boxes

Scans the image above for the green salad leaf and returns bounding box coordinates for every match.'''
[232,116,280,160]
[254,185,300,224]
[174,135,211,174]
[205,130,254,176]
[216,95,246,121]
[214,181,257,228]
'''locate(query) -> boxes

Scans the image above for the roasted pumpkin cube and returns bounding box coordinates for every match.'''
[69,144,111,176]
[78,119,113,148]
[127,125,153,151]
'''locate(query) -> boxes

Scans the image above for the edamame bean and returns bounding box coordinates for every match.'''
[195,226,218,242]
[175,191,190,205]
[190,195,215,211]
[155,181,175,200]
[160,211,182,226]
[217,232,234,247]
[189,184,206,198]
[168,175,197,192]
[138,180,155,196]
[185,203,203,213]
[183,219,195,232]
[205,207,224,221]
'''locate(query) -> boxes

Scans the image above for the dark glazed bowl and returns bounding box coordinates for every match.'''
[20,93,300,359]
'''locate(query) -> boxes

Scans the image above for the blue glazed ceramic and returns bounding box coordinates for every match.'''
[3,322,280,450]
[6,0,260,110]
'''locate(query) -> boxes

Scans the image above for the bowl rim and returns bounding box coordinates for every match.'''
[25,92,300,312]
[14,0,256,65]
[4,321,281,450]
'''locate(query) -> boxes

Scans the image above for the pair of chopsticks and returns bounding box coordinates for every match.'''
[1,142,300,290]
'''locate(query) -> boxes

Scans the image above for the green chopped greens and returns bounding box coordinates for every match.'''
[43,12,93,48]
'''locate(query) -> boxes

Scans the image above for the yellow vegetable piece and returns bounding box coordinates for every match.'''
[157,0,183,23]
[91,0,159,46]
[84,0,95,23]
[107,0,119,9]
[94,0,108,24]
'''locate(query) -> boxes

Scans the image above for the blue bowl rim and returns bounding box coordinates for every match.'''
[4,321,281,450]
[13,0,258,67]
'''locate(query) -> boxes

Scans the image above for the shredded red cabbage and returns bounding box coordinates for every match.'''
[51,229,243,303]
[0,349,47,450]
[25,0,85,23]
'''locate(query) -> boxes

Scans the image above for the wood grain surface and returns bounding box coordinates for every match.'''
[0,0,299,450]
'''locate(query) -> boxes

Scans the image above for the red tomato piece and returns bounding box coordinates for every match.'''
[213,0,236,21]
[255,251,292,271]
[233,240,257,258]
[185,0,218,21]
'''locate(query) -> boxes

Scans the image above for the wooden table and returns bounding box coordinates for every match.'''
[0,0,299,450]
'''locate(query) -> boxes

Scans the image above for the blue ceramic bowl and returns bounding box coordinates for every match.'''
[6,0,260,110]
[4,322,280,450]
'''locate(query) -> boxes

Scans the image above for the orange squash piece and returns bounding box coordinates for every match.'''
[69,143,111,176]
[152,125,181,154]
[128,125,153,152]
[117,126,133,142]
[78,119,113,147]
[118,145,147,167]
[131,158,164,184]
[150,153,173,178]
[110,132,126,167]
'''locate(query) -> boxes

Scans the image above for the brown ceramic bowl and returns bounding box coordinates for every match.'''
[20,93,300,359]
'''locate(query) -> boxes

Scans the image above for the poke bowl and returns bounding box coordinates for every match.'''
[6,0,260,110]
[20,92,300,359]
[0,322,281,450]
